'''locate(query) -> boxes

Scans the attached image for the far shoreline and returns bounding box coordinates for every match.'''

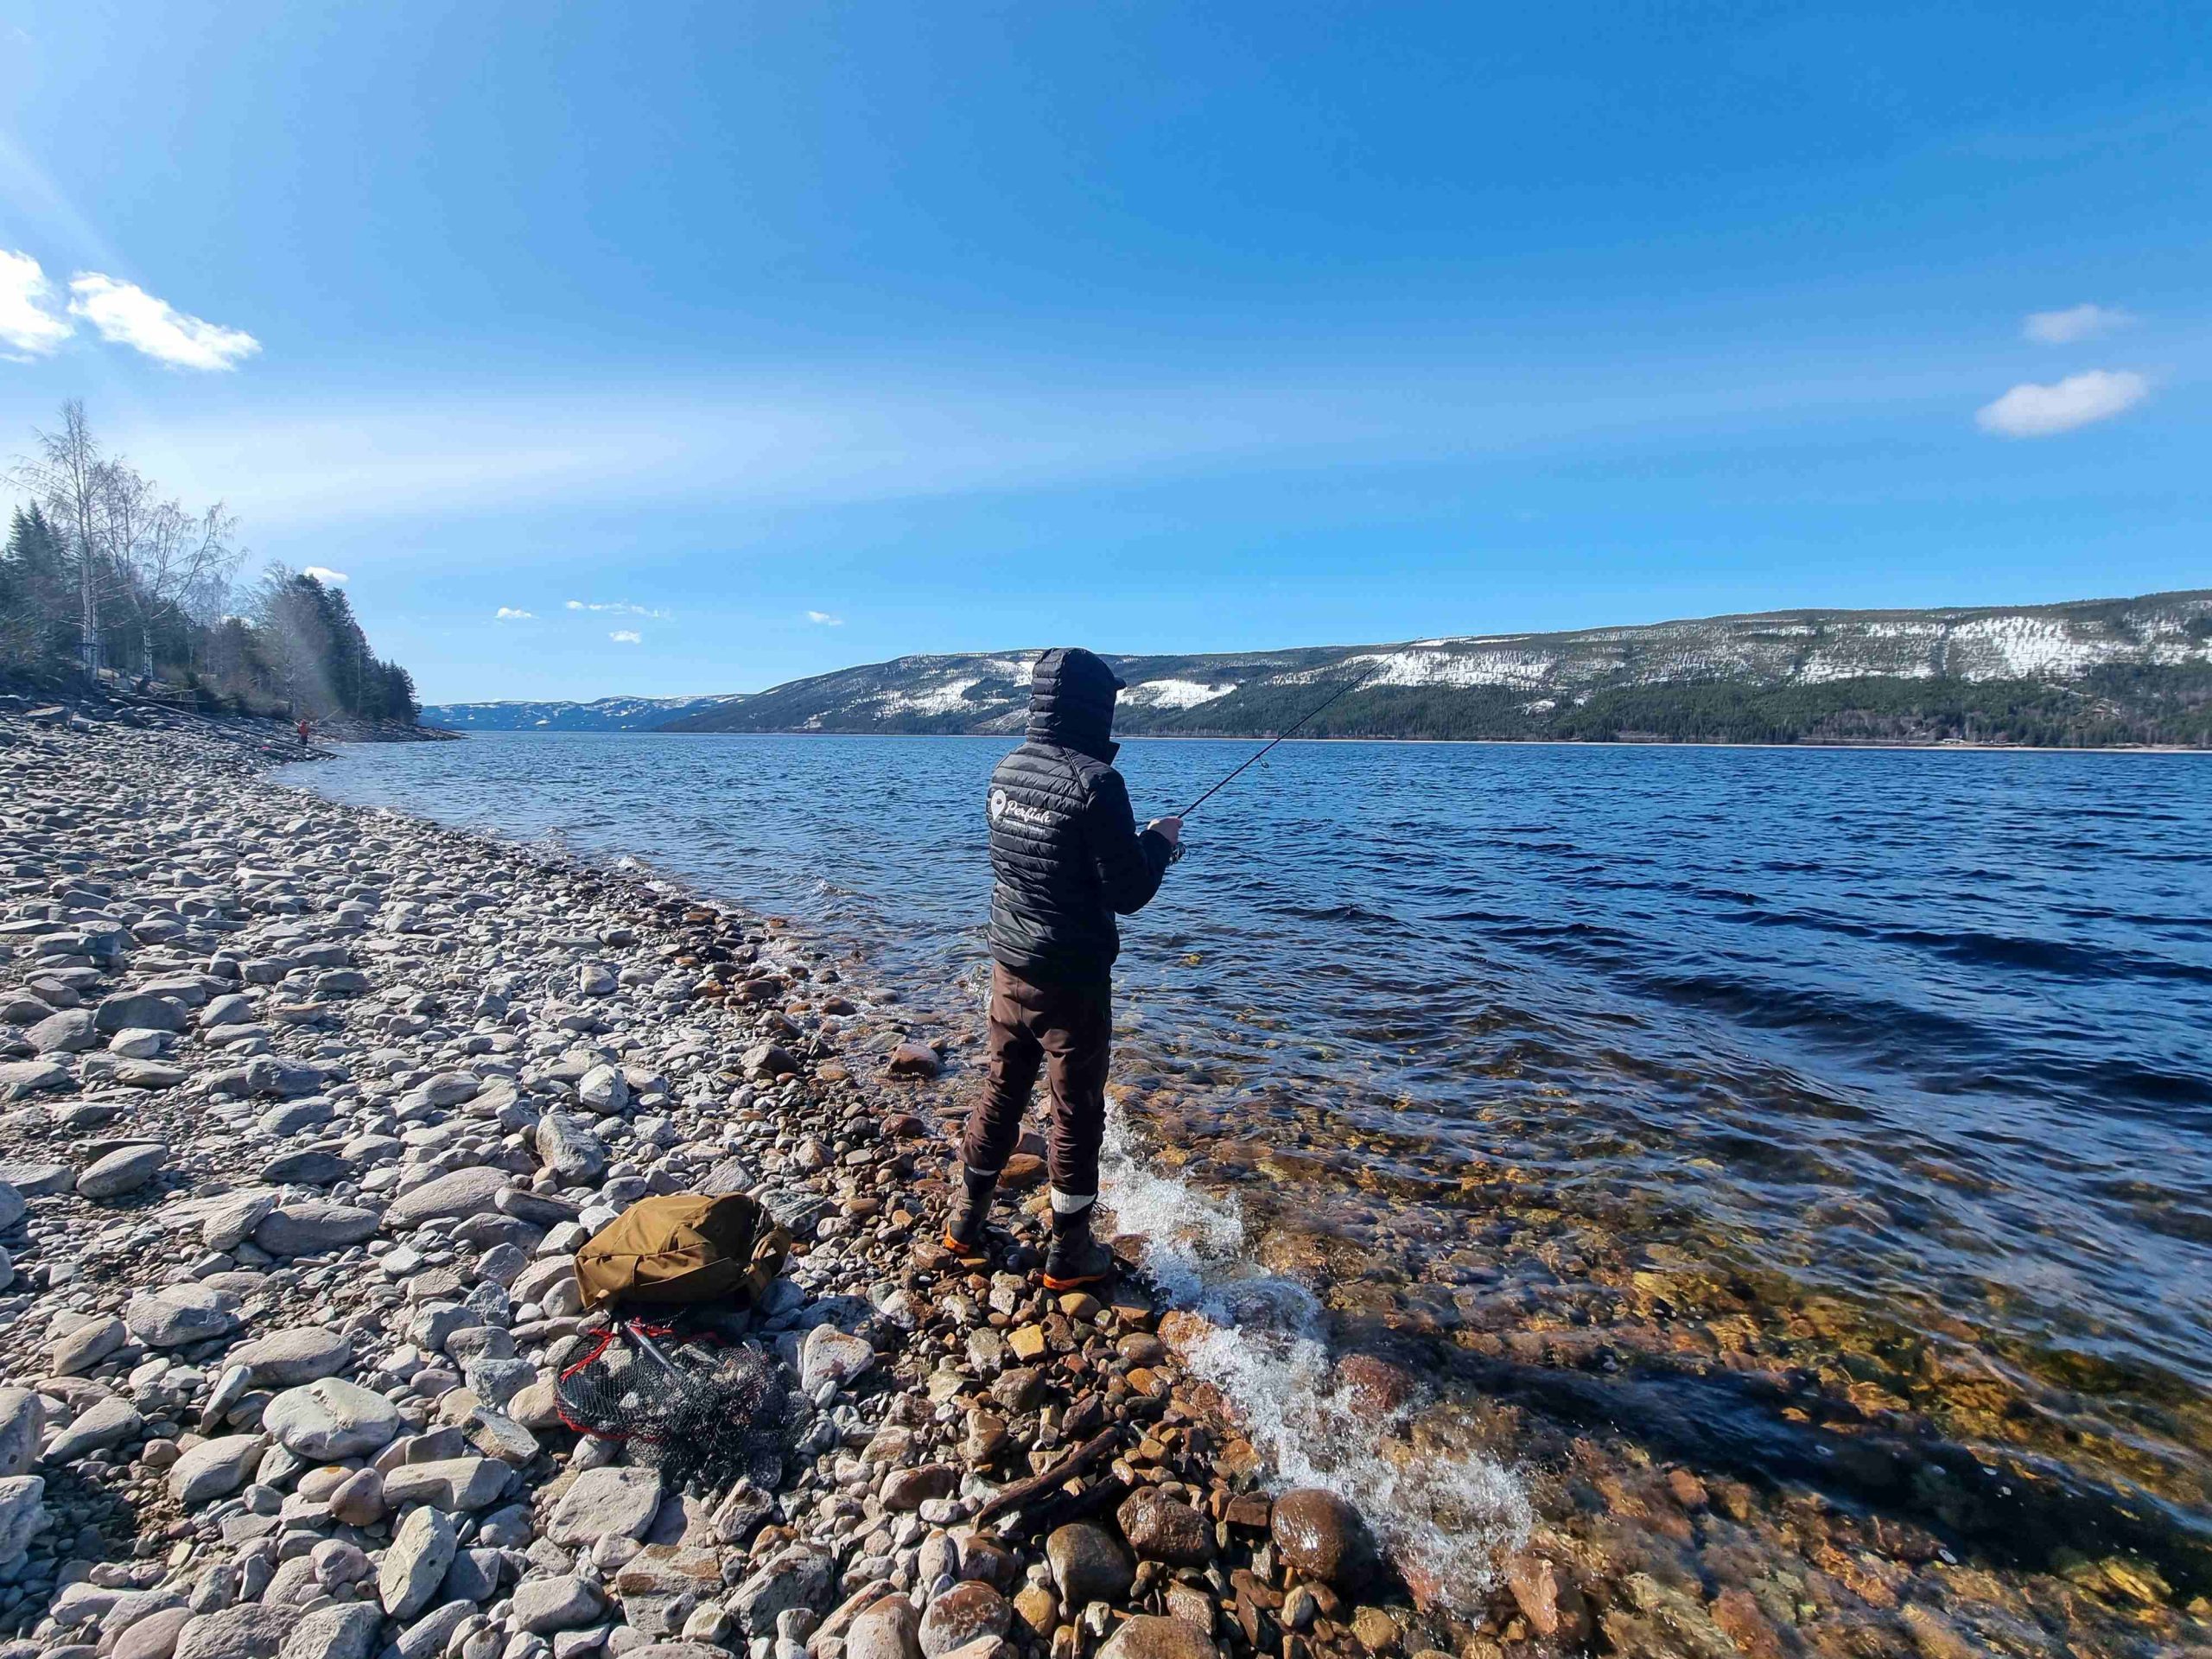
[420,726,2211,756]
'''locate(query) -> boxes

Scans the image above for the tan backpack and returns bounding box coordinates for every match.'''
[573,1192,790,1313]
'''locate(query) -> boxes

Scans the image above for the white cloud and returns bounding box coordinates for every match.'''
[302,565,348,584]
[2023,303,2131,345]
[805,610,843,626]
[1975,370,2148,438]
[0,249,73,358]
[495,606,534,620]
[567,600,666,618]
[609,629,643,645]
[66,273,259,370]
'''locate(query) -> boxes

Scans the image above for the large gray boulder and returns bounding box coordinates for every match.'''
[168,1435,267,1506]
[78,1143,168,1198]
[544,1465,662,1546]
[262,1378,401,1459]
[385,1166,509,1231]
[0,1475,45,1562]
[228,1326,351,1386]
[0,1389,43,1477]
[93,993,189,1034]
[378,1505,457,1622]
[124,1284,239,1349]
[252,1201,378,1256]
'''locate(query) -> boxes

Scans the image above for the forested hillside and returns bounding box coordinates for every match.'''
[656,593,2212,747]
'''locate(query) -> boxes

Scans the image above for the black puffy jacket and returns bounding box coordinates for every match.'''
[986,648,1173,983]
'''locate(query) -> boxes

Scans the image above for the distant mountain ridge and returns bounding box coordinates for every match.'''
[419,694,744,731]
[658,590,2212,747]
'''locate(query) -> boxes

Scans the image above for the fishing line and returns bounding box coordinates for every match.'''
[1164,672,1370,860]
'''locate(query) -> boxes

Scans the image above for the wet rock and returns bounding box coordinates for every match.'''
[844,1595,923,1659]
[1269,1489,1376,1590]
[920,1583,1011,1658]
[883,1464,957,1510]
[1117,1488,1213,1567]
[1046,1522,1133,1609]
[1096,1617,1218,1659]
[887,1041,941,1079]
[262,1377,403,1459]
[1504,1554,1589,1644]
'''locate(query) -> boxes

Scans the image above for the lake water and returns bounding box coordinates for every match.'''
[289,732,2212,1599]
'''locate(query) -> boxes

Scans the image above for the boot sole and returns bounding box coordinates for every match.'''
[940,1230,990,1268]
[1040,1268,1112,1291]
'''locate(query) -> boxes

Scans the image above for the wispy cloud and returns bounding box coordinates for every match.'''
[567,600,668,618]
[805,610,843,626]
[1975,370,2148,438]
[2023,303,2132,345]
[495,606,534,620]
[302,565,348,584]
[67,273,259,370]
[0,249,72,358]
[609,629,643,645]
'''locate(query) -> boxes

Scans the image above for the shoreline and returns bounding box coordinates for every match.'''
[448,728,2212,756]
[0,696,1529,1659]
[3,697,2204,1659]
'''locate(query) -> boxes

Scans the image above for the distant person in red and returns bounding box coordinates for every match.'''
[296,718,311,752]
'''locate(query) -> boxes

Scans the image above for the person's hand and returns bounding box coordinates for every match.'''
[1147,816,1184,848]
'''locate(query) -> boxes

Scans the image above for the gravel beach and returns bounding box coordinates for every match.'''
[3,697,2205,1659]
[0,699,1486,1659]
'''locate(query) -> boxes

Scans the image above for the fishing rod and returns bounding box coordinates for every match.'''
[1163,672,1370,860]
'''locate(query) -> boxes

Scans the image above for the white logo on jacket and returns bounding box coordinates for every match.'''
[988,788,1056,830]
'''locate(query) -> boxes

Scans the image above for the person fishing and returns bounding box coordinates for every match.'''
[944,646,1182,1289]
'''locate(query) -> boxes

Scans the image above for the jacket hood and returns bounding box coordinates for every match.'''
[1027,647,1123,758]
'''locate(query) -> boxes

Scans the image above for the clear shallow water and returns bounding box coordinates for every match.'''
[290,733,2212,1543]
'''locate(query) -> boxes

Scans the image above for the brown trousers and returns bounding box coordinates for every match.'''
[958,963,1111,1198]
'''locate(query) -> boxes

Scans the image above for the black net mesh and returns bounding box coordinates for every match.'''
[556,1322,796,1491]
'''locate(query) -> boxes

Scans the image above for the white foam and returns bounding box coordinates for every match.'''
[1098,1109,1532,1606]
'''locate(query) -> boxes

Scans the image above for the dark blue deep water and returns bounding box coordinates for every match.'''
[289,733,2212,1516]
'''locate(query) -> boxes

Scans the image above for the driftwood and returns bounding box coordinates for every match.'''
[974,1423,1126,1527]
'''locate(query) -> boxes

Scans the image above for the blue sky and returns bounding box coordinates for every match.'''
[2,1,2206,702]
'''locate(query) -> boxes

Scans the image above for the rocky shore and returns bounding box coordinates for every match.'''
[0,700,1503,1659]
[3,698,2207,1659]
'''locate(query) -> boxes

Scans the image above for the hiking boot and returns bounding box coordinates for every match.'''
[1042,1205,1114,1291]
[941,1166,997,1268]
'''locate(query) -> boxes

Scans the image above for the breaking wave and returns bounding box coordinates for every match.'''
[1099,1107,1533,1607]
